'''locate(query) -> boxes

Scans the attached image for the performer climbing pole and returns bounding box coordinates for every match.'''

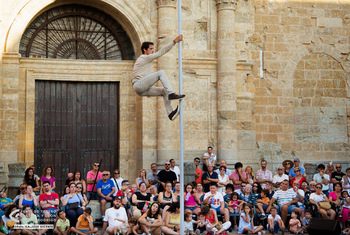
[132,35,185,121]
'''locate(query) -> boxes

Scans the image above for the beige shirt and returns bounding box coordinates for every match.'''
[132,42,175,83]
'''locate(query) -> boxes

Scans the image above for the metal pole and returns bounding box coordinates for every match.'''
[178,0,184,234]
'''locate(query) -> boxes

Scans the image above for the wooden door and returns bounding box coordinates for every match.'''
[34,81,119,195]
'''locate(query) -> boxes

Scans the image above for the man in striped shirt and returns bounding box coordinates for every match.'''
[266,179,303,224]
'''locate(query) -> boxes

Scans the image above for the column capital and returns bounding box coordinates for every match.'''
[157,0,176,8]
[216,0,236,11]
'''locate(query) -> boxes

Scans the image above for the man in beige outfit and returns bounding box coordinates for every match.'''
[132,35,185,121]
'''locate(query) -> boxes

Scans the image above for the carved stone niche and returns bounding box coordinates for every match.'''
[157,0,176,8]
[216,0,236,11]
[7,163,26,198]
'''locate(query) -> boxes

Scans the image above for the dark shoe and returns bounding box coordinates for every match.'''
[168,93,186,100]
[168,106,180,121]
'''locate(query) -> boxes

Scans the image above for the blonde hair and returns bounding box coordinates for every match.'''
[245,166,255,177]
[138,169,147,178]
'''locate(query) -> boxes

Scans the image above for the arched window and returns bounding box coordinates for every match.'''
[20,4,134,60]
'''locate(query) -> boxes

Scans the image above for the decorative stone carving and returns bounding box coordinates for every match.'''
[216,0,236,11]
[157,0,176,8]
[7,163,26,198]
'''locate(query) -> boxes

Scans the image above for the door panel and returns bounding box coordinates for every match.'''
[35,81,119,195]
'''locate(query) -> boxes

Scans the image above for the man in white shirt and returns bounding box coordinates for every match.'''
[273,166,289,189]
[169,159,180,182]
[313,164,330,196]
[256,160,273,189]
[101,196,128,235]
[203,146,217,172]
[288,181,305,211]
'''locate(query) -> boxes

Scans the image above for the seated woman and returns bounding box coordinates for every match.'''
[290,167,306,188]
[72,171,87,194]
[131,182,153,220]
[0,205,21,235]
[158,181,177,218]
[309,183,336,220]
[62,182,86,227]
[161,202,181,235]
[184,183,200,215]
[75,182,88,207]
[149,185,159,201]
[135,169,149,189]
[19,185,38,209]
[138,202,162,235]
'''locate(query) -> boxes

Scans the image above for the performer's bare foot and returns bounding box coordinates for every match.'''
[168,93,185,100]
[168,105,180,121]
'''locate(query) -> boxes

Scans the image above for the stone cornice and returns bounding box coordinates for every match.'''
[157,0,176,8]
[216,0,236,11]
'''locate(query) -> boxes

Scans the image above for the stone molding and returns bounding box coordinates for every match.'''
[216,0,236,11]
[157,0,176,8]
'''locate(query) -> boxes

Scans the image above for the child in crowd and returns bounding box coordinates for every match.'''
[70,207,98,235]
[238,203,263,234]
[127,217,139,235]
[240,184,252,204]
[21,205,41,235]
[267,206,285,234]
[54,210,70,235]
[195,212,208,235]
[289,211,303,234]
[227,192,243,230]
[256,189,270,220]
[184,212,194,235]
[340,191,350,217]
[302,210,312,232]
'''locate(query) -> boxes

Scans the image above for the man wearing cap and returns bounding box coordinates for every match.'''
[273,166,289,189]
[289,158,305,178]
[100,196,128,235]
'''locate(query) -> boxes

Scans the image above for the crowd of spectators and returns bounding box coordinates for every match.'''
[1,147,350,234]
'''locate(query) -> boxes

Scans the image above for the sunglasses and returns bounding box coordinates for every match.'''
[165,163,170,165]
[103,174,109,176]
[195,160,200,162]
[114,172,120,174]
[220,169,225,171]
[316,186,322,189]
[76,186,82,189]
[336,167,341,168]
[94,164,100,167]
[295,170,300,172]
[278,169,283,170]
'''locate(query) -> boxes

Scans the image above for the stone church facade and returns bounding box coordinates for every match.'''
[0,0,349,188]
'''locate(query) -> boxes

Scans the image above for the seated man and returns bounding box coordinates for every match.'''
[39,181,60,223]
[100,196,128,235]
[70,207,98,235]
[203,183,230,222]
[202,164,219,193]
[96,171,115,219]
[267,179,303,224]
[0,191,13,217]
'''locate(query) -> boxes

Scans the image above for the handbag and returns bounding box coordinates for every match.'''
[68,202,79,209]
[319,201,331,210]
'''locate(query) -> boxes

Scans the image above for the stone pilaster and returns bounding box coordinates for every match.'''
[156,0,179,163]
[216,0,237,164]
[1,53,21,189]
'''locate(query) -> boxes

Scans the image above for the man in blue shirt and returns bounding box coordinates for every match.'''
[289,158,305,178]
[97,171,115,218]
[0,191,13,217]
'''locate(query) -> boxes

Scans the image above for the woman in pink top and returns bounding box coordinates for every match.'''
[184,183,200,215]
[329,182,348,228]
[41,166,56,192]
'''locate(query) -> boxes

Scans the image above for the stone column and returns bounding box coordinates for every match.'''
[216,0,237,164]
[156,0,179,163]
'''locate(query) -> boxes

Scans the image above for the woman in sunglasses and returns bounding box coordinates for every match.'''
[309,183,336,219]
[75,182,88,207]
[290,167,306,188]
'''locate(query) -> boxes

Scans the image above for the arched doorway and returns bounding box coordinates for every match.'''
[19,4,135,194]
